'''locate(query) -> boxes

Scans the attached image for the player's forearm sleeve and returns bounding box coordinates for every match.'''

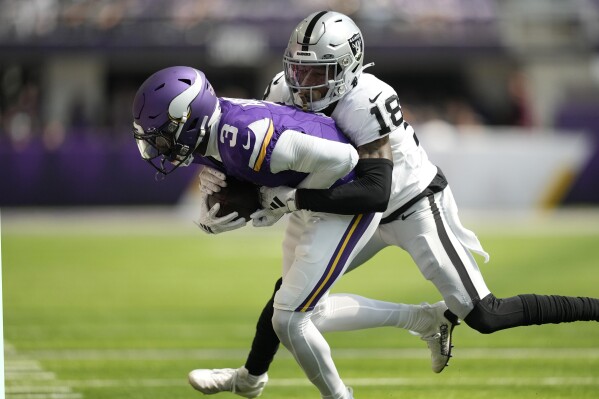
[295,158,393,214]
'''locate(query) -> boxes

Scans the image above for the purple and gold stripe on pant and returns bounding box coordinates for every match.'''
[295,213,376,312]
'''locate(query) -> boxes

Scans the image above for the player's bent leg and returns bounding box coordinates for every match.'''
[311,294,434,332]
[272,308,350,399]
[310,295,458,373]
[273,211,380,398]
[465,293,599,334]
[188,367,268,398]
[384,191,491,321]
[518,294,599,324]
[463,294,524,334]
[244,278,283,376]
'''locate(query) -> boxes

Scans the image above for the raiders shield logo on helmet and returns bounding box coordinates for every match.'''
[348,33,363,61]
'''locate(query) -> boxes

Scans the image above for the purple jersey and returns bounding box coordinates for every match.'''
[195,98,354,187]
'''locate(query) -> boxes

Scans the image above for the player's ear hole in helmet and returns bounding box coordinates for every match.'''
[284,11,366,112]
[132,66,221,176]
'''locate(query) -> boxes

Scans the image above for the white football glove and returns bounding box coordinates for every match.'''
[250,208,284,227]
[259,186,298,213]
[195,192,247,234]
[198,166,227,195]
[250,186,298,228]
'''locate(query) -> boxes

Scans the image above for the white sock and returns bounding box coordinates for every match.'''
[244,369,264,382]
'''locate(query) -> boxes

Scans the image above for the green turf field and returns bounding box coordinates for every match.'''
[3,210,599,399]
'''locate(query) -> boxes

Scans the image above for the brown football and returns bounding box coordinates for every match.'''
[207,177,261,221]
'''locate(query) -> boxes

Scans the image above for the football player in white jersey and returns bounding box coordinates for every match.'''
[191,11,599,399]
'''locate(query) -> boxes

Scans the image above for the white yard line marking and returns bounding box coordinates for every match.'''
[275,377,599,387]
[5,360,45,371]
[14,347,599,360]
[7,387,73,393]
[5,372,57,381]
[5,395,82,399]
[5,342,82,399]
[5,345,599,393]
[8,376,599,390]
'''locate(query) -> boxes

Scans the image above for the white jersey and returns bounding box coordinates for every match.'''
[264,71,438,218]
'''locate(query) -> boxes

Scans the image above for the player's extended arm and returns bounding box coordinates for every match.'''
[270,129,359,189]
[251,130,359,226]
[296,136,393,213]
[259,136,393,216]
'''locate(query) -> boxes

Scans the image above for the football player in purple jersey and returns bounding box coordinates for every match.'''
[133,65,456,399]
[191,11,599,399]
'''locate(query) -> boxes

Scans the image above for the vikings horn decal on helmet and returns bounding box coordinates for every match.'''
[132,66,221,175]
[284,11,365,112]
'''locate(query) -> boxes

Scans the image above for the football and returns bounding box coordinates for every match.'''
[207,177,261,221]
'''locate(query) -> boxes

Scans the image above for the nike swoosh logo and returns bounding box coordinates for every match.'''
[401,210,416,220]
[273,75,283,85]
[369,92,382,103]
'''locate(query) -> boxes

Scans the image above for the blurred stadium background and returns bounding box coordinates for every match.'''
[1,0,599,209]
[2,1,599,399]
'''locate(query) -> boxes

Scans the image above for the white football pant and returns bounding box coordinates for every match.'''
[348,186,491,319]
[273,210,380,399]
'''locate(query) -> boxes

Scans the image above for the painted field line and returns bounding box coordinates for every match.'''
[283,376,599,387]
[4,342,82,399]
[5,371,56,381]
[4,357,56,381]
[5,395,81,399]
[5,360,44,371]
[7,386,74,394]
[14,347,599,360]
[9,376,599,390]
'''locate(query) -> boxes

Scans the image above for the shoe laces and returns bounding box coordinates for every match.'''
[422,331,442,342]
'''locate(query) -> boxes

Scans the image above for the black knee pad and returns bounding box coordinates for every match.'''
[464,293,525,334]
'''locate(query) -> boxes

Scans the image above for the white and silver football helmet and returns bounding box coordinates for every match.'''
[284,11,364,112]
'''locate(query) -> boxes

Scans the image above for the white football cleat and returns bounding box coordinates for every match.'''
[188,367,268,398]
[413,301,459,373]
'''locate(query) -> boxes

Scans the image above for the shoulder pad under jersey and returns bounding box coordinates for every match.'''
[263,71,291,104]
[332,73,403,147]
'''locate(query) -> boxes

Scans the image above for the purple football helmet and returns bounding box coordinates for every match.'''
[132,66,221,175]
